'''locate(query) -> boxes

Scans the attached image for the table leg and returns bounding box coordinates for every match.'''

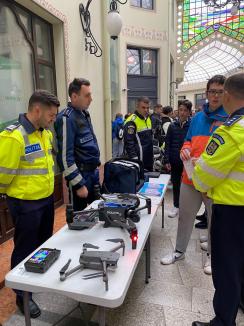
[162,198,165,228]
[145,234,151,284]
[23,291,31,326]
[98,306,106,326]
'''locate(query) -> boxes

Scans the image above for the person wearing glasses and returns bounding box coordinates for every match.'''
[160,75,228,276]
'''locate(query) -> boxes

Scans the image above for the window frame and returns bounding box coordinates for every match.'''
[1,0,57,94]
[130,0,154,10]
[127,46,158,77]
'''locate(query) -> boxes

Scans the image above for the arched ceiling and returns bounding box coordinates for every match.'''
[182,40,244,84]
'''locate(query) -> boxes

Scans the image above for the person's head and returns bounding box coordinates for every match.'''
[154,104,162,115]
[27,90,60,129]
[115,113,123,119]
[124,112,131,120]
[178,99,192,121]
[136,96,150,117]
[162,106,173,117]
[206,75,226,111]
[223,73,244,114]
[68,78,92,110]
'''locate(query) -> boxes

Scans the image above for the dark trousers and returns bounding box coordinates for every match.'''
[211,204,244,326]
[170,161,183,208]
[69,169,100,211]
[7,195,54,297]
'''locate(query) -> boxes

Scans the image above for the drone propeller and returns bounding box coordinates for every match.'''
[83,243,99,250]
[106,238,124,243]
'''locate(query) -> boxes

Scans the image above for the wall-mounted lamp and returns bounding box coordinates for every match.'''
[79,0,127,57]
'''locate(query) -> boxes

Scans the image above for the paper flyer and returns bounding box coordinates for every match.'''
[139,182,165,197]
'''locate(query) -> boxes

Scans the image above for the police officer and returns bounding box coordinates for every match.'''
[192,73,244,326]
[124,97,153,171]
[0,90,60,318]
[55,78,100,211]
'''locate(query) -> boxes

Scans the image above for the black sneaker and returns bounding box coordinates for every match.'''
[196,213,207,222]
[16,296,41,319]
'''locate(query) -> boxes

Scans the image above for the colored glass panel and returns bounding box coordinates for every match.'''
[181,0,244,51]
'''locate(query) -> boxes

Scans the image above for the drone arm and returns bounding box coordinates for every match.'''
[60,261,84,281]
[102,260,109,291]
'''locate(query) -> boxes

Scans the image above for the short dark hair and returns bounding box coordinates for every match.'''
[154,103,162,109]
[137,96,150,104]
[179,99,192,111]
[162,106,173,115]
[115,113,123,119]
[225,73,244,100]
[28,90,60,110]
[68,78,90,97]
[206,75,226,91]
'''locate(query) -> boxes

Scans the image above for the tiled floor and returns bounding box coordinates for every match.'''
[0,206,66,325]
[1,192,244,325]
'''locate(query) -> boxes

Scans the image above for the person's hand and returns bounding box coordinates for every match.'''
[76,186,88,198]
[180,148,191,161]
[98,165,104,186]
[165,163,171,171]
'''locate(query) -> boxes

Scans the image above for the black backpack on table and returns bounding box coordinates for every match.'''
[103,158,144,194]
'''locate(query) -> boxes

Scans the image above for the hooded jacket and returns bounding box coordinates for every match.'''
[181,103,228,185]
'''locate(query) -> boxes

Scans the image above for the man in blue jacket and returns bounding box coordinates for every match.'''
[112,113,124,158]
[55,78,100,211]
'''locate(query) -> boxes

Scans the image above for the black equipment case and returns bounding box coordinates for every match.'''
[103,158,144,194]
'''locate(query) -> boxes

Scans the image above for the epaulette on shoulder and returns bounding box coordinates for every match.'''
[5,122,21,132]
[224,115,242,127]
[63,107,74,117]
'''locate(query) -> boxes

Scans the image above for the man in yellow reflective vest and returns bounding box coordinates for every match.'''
[124,96,153,171]
[0,90,59,318]
[192,73,244,326]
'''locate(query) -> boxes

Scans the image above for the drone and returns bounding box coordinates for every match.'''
[66,193,151,249]
[59,239,125,291]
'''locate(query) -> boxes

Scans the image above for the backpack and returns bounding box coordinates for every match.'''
[102,158,144,194]
[116,123,124,140]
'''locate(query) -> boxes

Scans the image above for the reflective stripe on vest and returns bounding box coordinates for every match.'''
[0,166,48,175]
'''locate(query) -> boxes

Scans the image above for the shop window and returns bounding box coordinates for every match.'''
[130,0,154,10]
[127,47,157,76]
[0,1,56,131]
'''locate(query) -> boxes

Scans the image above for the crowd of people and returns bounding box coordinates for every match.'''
[0,72,244,326]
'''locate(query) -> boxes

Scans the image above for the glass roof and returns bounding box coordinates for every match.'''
[180,0,244,52]
[182,40,244,84]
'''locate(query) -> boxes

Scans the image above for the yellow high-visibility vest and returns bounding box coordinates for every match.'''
[0,124,54,200]
[193,114,244,205]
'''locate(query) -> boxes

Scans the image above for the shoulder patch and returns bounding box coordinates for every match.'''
[206,139,219,156]
[127,125,136,135]
[5,122,20,132]
[63,107,73,117]
[212,133,225,145]
[224,115,242,127]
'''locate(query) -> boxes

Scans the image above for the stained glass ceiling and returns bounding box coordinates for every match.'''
[178,0,244,85]
[179,0,244,52]
[182,40,244,84]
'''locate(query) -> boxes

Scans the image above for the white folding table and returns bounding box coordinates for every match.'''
[5,174,170,326]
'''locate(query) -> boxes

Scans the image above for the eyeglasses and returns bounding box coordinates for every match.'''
[207,90,224,96]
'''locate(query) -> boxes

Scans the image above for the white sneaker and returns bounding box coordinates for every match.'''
[200,241,208,251]
[200,235,208,243]
[168,207,179,218]
[160,251,185,265]
[203,254,212,275]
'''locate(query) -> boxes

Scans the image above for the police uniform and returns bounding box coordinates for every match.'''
[192,108,244,326]
[0,114,55,292]
[55,104,100,211]
[124,111,153,171]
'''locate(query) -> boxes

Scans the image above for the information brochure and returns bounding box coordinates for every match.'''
[139,182,165,197]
